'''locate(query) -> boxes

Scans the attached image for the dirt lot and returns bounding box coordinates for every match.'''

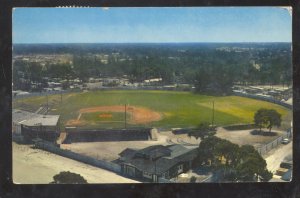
[59,127,284,166]
[60,130,170,161]
[215,127,285,149]
[61,130,199,162]
[13,142,139,184]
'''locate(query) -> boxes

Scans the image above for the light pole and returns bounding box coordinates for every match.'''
[46,94,49,115]
[60,91,62,103]
[154,159,157,183]
[125,104,127,129]
[211,100,215,127]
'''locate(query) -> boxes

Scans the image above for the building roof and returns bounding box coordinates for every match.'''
[13,109,38,123]
[120,144,198,174]
[12,109,60,127]
[119,148,138,159]
[135,145,172,160]
[165,144,193,159]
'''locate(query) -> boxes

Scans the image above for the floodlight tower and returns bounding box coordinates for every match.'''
[46,93,49,115]
[211,100,215,127]
[125,104,127,129]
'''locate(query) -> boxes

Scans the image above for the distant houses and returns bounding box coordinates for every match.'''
[144,78,162,86]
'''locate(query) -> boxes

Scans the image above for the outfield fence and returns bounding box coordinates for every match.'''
[233,92,292,110]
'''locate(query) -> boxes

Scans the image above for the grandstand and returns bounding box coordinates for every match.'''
[15,103,38,113]
[12,109,60,142]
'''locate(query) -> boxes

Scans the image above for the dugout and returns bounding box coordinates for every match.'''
[63,128,153,143]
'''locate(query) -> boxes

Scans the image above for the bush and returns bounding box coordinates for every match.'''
[190,176,197,183]
[50,171,88,184]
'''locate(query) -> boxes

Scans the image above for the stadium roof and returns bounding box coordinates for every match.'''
[12,109,60,126]
[119,144,198,174]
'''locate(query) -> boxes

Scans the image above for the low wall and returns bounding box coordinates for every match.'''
[35,140,121,173]
[63,128,153,143]
[12,134,26,144]
[158,177,175,183]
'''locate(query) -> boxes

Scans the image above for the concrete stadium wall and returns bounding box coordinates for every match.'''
[35,141,121,173]
[21,125,59,142]
[63,128,153,143]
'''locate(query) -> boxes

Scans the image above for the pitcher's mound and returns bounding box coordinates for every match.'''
[99,113,113,118]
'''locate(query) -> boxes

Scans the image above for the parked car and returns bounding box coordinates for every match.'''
[280,161,292,169]
[281,138,290,144]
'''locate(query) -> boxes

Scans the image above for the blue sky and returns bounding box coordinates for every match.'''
[13,7,292,43]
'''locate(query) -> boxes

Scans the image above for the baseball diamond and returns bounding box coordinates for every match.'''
[12,90,291,130]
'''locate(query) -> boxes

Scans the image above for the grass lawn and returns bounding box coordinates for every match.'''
[13,90,291,129]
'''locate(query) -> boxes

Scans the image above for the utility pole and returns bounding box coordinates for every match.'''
[46,94,49,115]
[125,104,127,129]
[154,159,157,183]
[211,100,215,127]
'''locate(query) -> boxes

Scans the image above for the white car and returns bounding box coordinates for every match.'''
[281,138,290,144]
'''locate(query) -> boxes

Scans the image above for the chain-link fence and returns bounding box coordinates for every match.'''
[257,129,292,156]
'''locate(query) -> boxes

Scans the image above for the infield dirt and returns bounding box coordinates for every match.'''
[66,105,162,126]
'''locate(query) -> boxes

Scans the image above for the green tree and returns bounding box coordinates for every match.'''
[195,137,272,182]
[254,108,282,133]
[50,171,88,184]
[195,136,223,166]
[215,140,240,167]
[236,154,272,182]
[265,109,282,132]
[231,145,272,182]
[190,176,197,183]
[254,108,269,132]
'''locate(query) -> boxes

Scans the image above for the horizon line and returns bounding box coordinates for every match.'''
[13,41,292,45]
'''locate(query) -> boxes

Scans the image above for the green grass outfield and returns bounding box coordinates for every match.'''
[13,90,292,129]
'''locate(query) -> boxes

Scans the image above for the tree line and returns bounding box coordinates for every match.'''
[13,43,292,93]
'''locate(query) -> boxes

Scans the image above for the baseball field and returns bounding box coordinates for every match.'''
[13,90,292,130]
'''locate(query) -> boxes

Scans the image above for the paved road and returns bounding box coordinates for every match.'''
[265,141,292,174]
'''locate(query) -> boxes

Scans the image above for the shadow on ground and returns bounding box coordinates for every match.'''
[250,130,278,136]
